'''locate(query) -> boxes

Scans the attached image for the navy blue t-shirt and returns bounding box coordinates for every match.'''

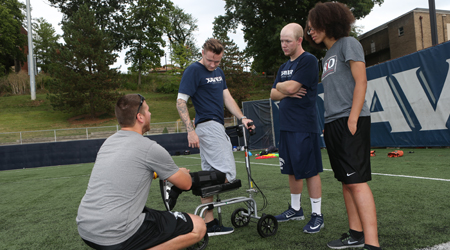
[178,62,227,125]
[272,52,320,133]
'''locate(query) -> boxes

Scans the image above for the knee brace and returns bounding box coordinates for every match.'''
[190,170,226,190]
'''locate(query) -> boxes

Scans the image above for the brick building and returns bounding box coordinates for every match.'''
[358,8,450,67]
[16,26,29,73]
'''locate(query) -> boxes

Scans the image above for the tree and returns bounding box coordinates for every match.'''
[0,0,26,76]
[170,42,199,71]
[124,0,172,85]
[166,5,200,69]
[215,0,384,75]
[47,0,129,51]
[47,4,120,118]
[32,17,60,74]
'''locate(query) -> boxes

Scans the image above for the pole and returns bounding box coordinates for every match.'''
[443,15,447,42]
[428,0,438,46]
[165,53,167,71]
[26,0,36,100]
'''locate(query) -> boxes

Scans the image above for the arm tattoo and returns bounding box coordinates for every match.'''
[177,99,195,132]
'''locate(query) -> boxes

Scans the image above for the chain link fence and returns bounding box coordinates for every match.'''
[0,118,238,146]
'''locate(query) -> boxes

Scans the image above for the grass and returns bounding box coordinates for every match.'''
[0,92,183,133]
[1,148,449,249]
[0,87,272,133]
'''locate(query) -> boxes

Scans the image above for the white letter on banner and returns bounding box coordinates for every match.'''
[366,77,412,132]
[273,100,280,109]
[318,93,324,102]
[393,60,450,131]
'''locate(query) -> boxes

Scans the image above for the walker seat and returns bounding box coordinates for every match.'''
[192,179,242,198]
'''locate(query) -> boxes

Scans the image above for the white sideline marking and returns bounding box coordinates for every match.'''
[180,156,450,182]
[370,172,450,182]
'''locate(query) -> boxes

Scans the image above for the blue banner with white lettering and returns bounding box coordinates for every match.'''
[316,40,450,147]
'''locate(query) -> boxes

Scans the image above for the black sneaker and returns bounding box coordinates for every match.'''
[361,244,382,250]
[165,182,181,210]
[167,190,179,210]
[327,231,364,249]
[206,219,234,236]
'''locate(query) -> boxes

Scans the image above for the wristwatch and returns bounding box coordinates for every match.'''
[240,116,247,121]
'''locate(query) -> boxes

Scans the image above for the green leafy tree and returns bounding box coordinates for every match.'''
[124,0,172,85]
[47,4,120,118]
[215,0,384,75]
[170,42,199,71]
[0,0,26,76]
[48,0,129,51]
[32,17,60,74]
[166,5,200,70]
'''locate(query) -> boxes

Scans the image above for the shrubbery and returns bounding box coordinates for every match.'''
[0,72,60,96]
[0,71,29,95]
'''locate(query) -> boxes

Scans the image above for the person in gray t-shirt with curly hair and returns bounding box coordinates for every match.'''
[305,2,382,250]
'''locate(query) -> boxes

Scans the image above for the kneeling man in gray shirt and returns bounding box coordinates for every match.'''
[76,94,206,250]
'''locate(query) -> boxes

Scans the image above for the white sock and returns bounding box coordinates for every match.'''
[291,193,301,211]
[311,197,322,215]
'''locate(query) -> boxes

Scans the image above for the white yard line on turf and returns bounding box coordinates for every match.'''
[416,242,450,250]
[370,172,450,182]
[180,156,450,182]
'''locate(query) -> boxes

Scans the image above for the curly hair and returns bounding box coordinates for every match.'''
[304,2,355,49]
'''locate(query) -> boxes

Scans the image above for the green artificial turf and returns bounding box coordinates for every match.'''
[1,148,449,249]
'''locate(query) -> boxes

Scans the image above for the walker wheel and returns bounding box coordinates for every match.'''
[186,233,208,250]
[257,214,278,238]
[231,208,251,228]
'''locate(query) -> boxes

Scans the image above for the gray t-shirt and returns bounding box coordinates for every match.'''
[321,36,370,123]
[76,130,179,245]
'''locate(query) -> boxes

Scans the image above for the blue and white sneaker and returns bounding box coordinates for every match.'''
[207,219,234,236]
[303,213,324,233]
[274,204,305,222]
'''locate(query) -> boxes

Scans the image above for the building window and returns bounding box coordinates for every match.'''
[371,41,376,53]
[398,26,404,36]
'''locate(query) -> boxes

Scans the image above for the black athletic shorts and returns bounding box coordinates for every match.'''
[324,116,371,184]
[82,207,193,250]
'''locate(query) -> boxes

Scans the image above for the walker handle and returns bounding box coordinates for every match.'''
[247,122,256,136]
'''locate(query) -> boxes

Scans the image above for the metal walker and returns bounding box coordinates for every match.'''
[161,123,278,250]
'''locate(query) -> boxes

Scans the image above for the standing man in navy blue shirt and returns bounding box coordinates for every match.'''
[177,38,254,236]
[270,23,324,233]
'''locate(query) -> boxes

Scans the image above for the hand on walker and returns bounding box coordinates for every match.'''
[242,118,255,130]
